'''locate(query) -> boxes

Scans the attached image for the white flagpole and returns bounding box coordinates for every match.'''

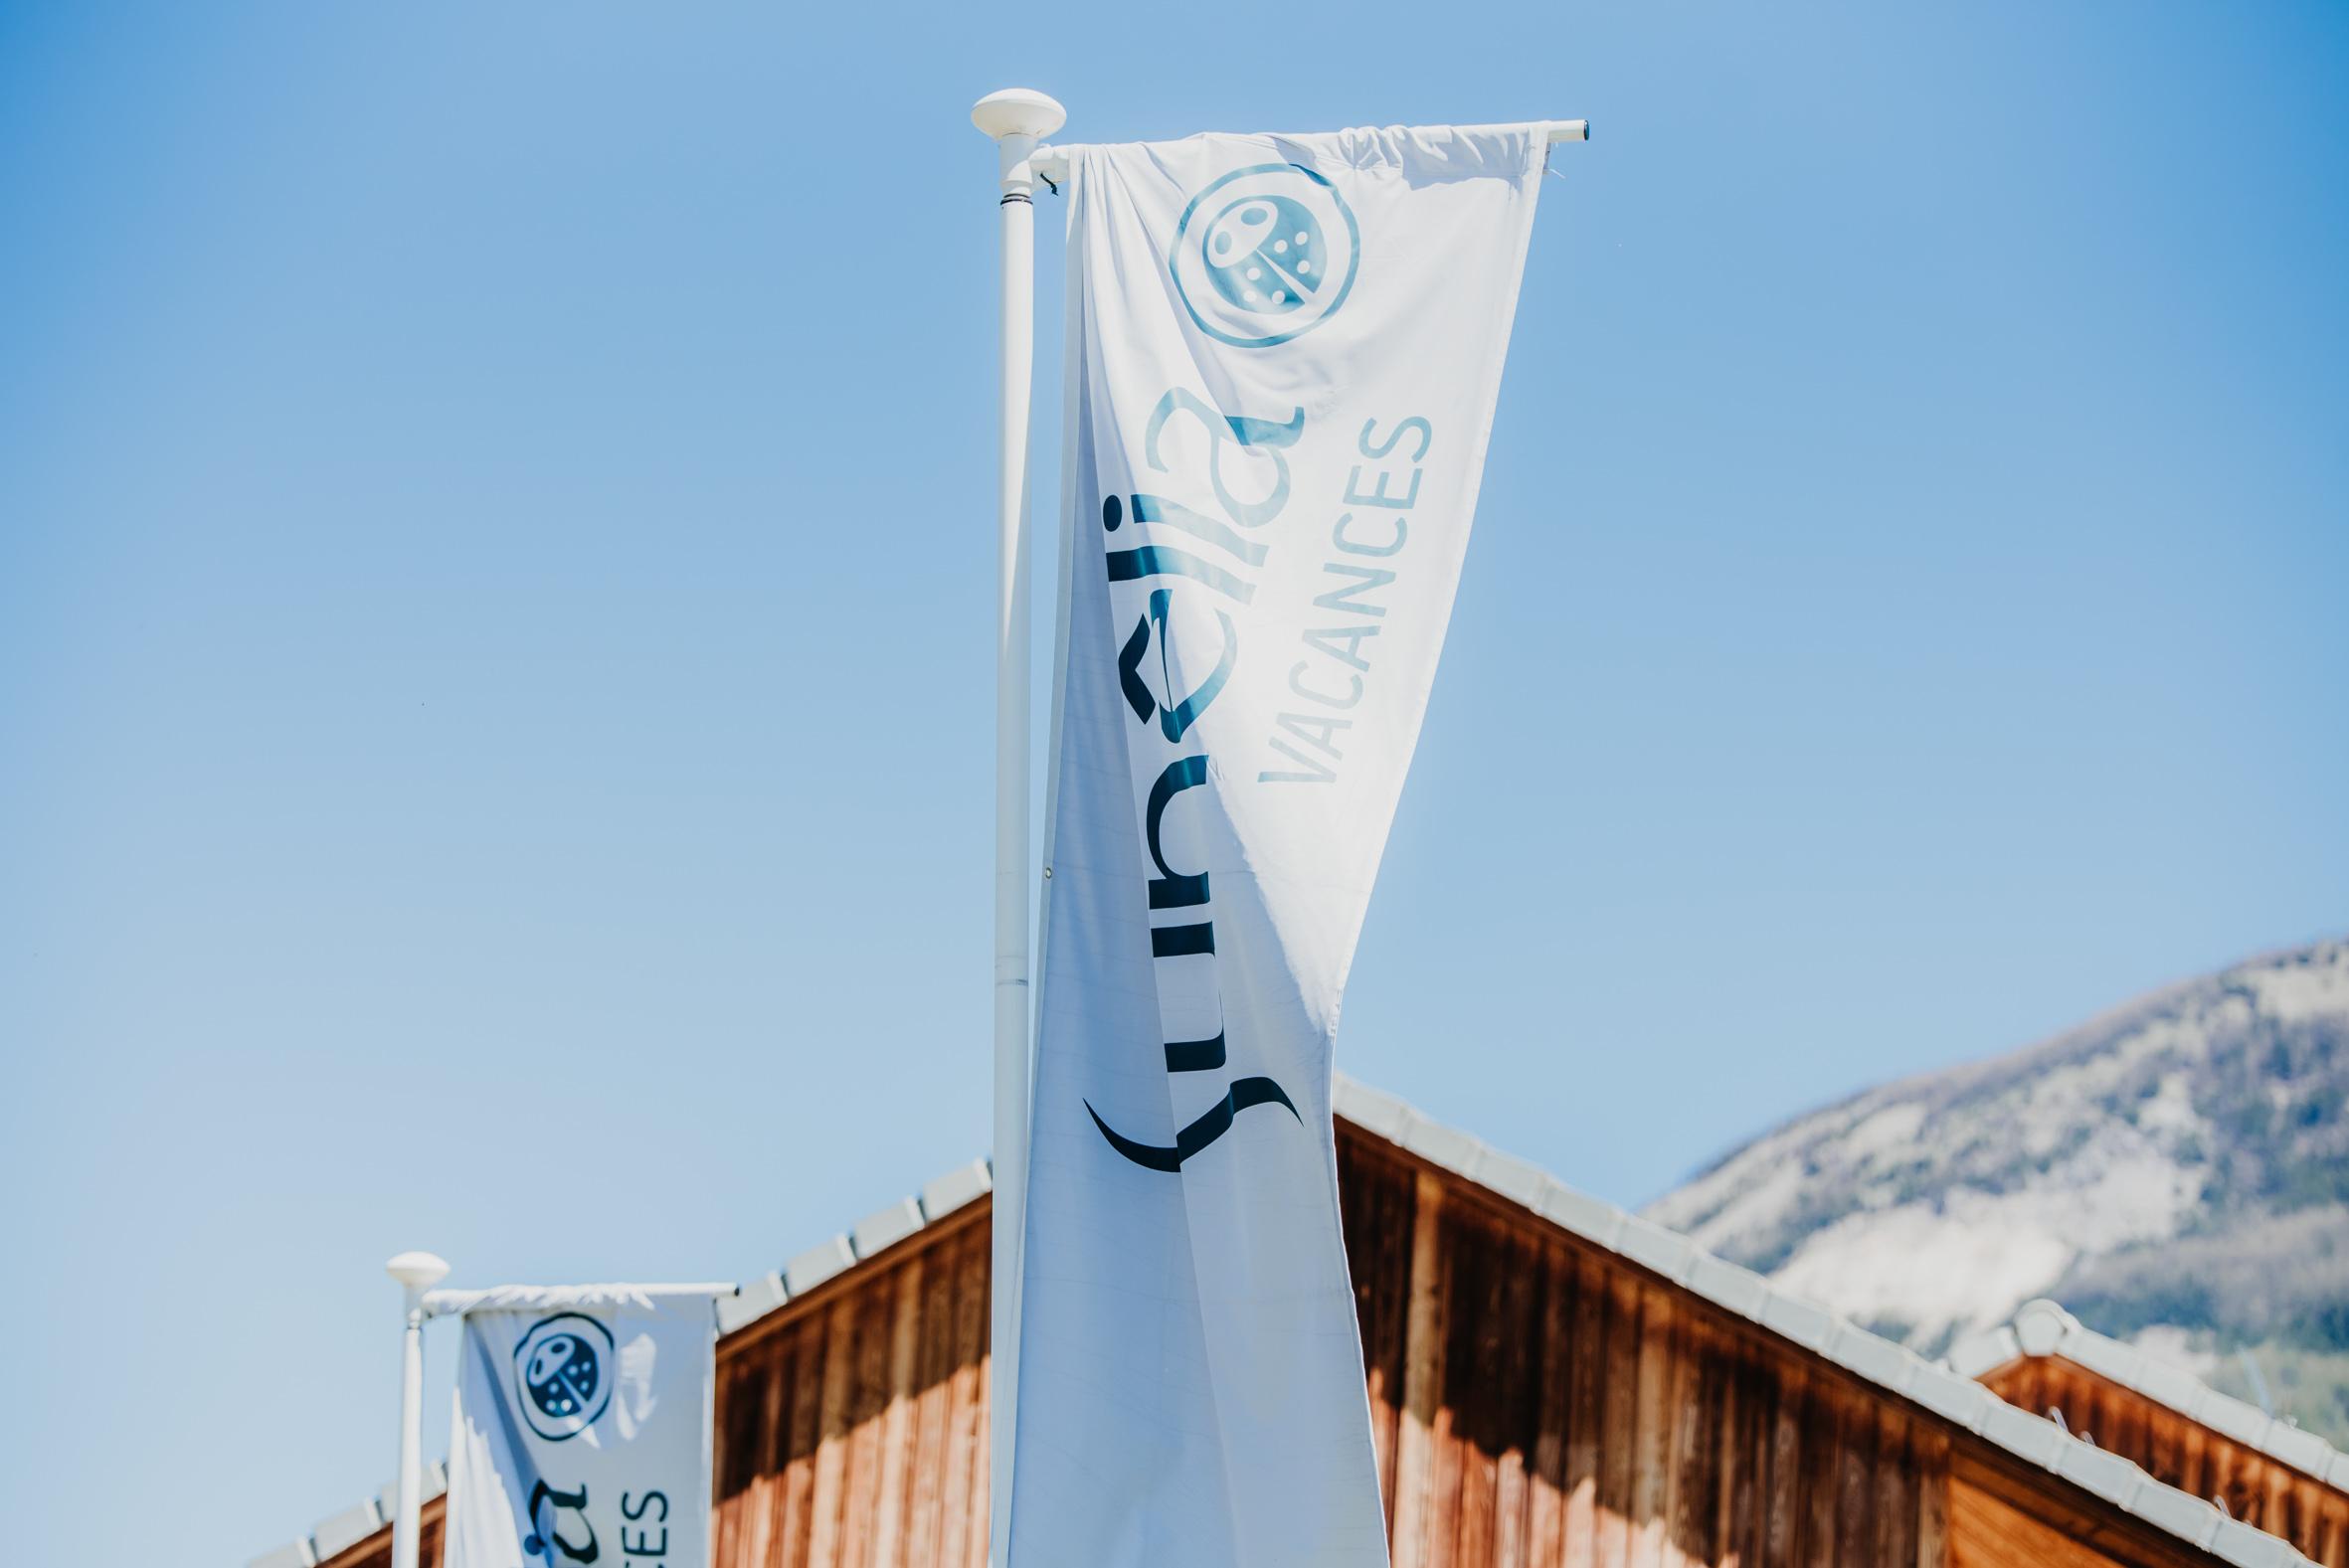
[971,85,1064,1568]
[385,1251,452,1568]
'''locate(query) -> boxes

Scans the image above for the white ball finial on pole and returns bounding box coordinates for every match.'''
[386,1249,451,1300]
[972,85,1061,1568]
[972,87,1065,149]
[386,1251,450,1568]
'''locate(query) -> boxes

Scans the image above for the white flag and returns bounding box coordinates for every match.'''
[1011,125,1546,1568]
[445,1287,718,1568]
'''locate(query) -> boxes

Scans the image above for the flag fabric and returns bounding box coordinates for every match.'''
[445,1286,720,1568]
[1010,124,1548,1568]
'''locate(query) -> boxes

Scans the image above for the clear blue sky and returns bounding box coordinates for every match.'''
[3,3,2344,1562]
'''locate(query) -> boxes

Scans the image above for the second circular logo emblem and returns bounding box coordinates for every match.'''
[513,1312,615,1442]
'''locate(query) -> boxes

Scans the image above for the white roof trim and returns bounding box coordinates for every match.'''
[248,1086,2305,1568]
[1948,1298,2349,1496]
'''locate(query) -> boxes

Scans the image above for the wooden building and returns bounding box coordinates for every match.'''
[1951,1301,2349,1564]
[258,1082,2309,1568]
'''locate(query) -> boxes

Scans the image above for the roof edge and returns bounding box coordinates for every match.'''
[1948,1298,2349,1496]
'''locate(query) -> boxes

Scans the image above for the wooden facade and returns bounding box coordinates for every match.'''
[1981,1356,2347,1565]
[312,1125,2246,1568]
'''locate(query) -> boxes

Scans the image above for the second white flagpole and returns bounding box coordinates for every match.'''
[384,1251,451,1568]
[971,84,1064,1568]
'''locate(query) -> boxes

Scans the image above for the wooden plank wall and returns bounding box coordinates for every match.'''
[1981,1356,2349,1565]
[315,1130,2233,1568]
[1342,1141,1950,1568]
[709,1209,994,1568]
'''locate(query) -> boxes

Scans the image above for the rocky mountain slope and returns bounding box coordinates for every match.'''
[1646,937,2349,1442]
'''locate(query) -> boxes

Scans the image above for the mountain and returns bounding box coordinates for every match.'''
[1645,936,2349,1443]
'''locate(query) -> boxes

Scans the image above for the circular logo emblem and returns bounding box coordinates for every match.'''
[514,1313,614,1442]
[1171,164,1359,349]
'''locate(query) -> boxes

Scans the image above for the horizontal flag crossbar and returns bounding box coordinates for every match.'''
[1029,118,1588,184]
[419,1282,736,1319]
